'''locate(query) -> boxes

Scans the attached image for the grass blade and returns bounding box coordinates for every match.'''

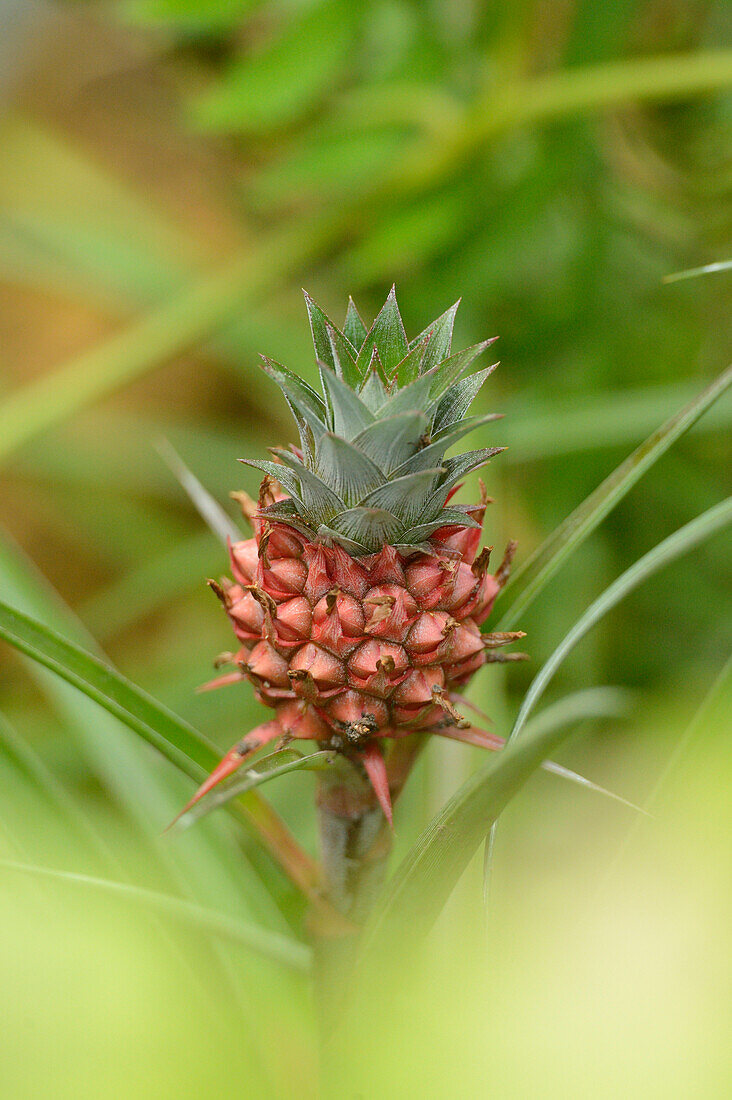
[495,364,732,629]
[663,259,732,283]
[486,496,732,894]
[0,219,336,466]
[519,687,645,814]
[449,687,642,811]
[0,710,117,867]
[156,437,243,545]
[0,599,227,775]
[0,598,324,907]
[507,498,731,747]
[0,858,310,971]
[360,499,731,953]
[0,530,308,944]
[179,750,334,831]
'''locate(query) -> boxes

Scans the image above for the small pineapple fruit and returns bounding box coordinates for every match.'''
[182,289,524,824]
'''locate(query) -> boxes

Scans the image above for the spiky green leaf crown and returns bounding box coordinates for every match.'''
[244,288,503,555]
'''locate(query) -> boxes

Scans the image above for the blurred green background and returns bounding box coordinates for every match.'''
[0,1,730,1096]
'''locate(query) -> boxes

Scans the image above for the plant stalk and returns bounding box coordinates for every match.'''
[309,735,425,1032]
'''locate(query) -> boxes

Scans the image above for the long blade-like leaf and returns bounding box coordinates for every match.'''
[516,686,644,812]
[495,364,732,630]
[0,531,307,952]
[0,710,116,866]
[0,598,325,907]
[506,497,731,747]
[179,750,334,830]
[360,498,731,954]
[156,437,243,545]
[487,498,732,892]
[0,859,310,971]
[450,685,642,813]
[662,259,732,283]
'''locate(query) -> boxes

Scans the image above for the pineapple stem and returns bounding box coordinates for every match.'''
[310,735,426,1029]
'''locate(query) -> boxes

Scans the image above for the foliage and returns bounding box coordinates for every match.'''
[0,1,730,1095]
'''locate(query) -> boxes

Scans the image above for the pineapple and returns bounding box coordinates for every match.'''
[181,288,524,828]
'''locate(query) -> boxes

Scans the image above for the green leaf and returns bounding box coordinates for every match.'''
[239,457,307,510]
[192,0,357,134]
[358,469,445,527]
[353,412,429,474]
[356,286,408,377]
[662,259,732,283]
[430,365,499,433]
[0,597,322,907]
[156,438,243,545]
[408,299,460,371]
[326,322,362,389]
[260,356,326,464]
[376,369,434,418]
[421,448,505,516]
[343,297,368,351]
[359,498,731,954]
[0,859,311,971]
[438,448,505,492]
[357,350,391,411]
[496,364,732,629]
[304,291,340,364]
[315,525,369,556]
[508,497,732,749]
[260,355,327,430]
[400,506,481,544]
[179,749,334,829]
[315,434,385,506]
[303,291,359,385]
[393,416,503,476]
[329,507,404,549]
[514,687,641,812]
[426,339,498,401]
[318,362,375,437]
[482,496,732,893]
[0,534,298,934]
[356,707,603,964]
[0,600,234,781]
[394,341,426,388]
[260,498,314,534]
[262,451,346,523]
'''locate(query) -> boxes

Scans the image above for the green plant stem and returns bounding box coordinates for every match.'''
[312,762,391,1031]
[381,50,732,194]
[311,736,425,1031]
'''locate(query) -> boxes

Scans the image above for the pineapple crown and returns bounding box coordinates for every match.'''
[243,287,504,555]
